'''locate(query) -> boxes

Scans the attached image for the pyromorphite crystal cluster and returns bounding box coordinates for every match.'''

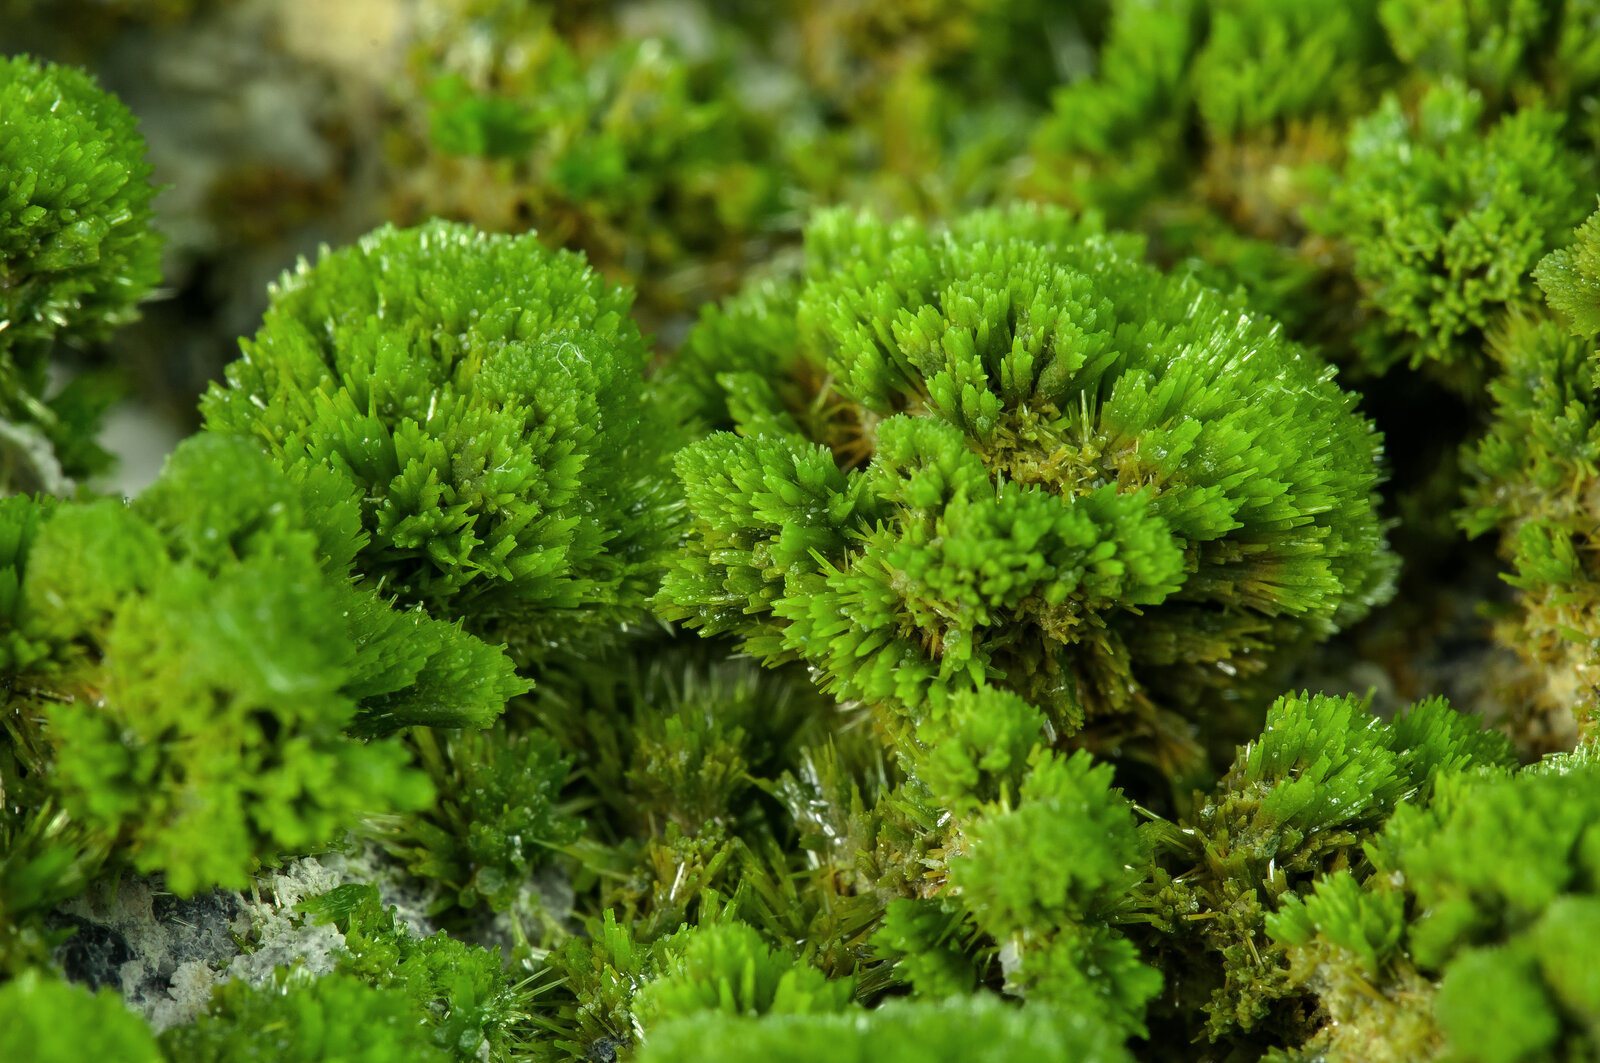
[1268,750,1600,1063]
[663,205,1393,769]
[0,53,162,491]
[1311,80,1590,381]
[200,219,680,663]
[1456,207,1600,749]
[0,55,160,361]
[6,6,1600,1063]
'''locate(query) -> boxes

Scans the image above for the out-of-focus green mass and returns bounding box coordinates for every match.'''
[0,433,525,905]
[5,3,1600,1063]
[635,995,1135,1063]
[389,0,1089,329]
[0,971,164,1062]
